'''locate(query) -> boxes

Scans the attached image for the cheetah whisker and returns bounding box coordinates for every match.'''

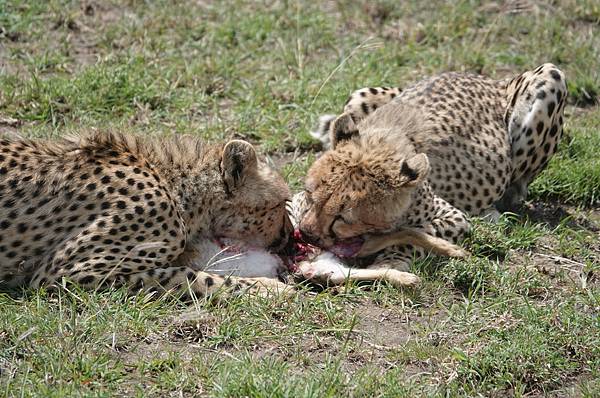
[205,255,247,273]
[203,247,245,269]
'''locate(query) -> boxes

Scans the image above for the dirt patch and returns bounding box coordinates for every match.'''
[510,250,595,290]
[0,2,129,75]
[521,199,600,231]
[59,2,131,69]
[547,373,598,398]
[107,299,447,380]
[353,302,417,348]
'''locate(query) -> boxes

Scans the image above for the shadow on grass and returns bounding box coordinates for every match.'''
[519,199,599,232]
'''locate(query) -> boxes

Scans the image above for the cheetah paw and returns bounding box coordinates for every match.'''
[447,246,470,259]
[384,270,421,288]
[247,277,294,296]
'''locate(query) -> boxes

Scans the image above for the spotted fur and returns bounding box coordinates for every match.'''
[302,63,567,271]
[0,131,292,297]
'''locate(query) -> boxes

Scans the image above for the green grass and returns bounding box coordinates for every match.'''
[0,0,599,396]
[530,112,600,205]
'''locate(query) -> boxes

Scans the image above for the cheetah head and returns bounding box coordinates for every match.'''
[298,114,430,254]
[213,140,292,252]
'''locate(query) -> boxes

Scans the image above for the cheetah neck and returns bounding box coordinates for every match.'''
[173,169,226,238]
[395,182,436,228]
[63,132,231,241]
[148,144,228,240]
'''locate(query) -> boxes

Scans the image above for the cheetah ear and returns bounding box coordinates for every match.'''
[399,153,429,187]
[330,112,359,149]
[221,140,258,191]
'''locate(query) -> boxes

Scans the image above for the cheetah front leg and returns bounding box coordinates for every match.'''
[367,194,471,272]
[298,252,420,288]
[357,227,468,258]
[32,262,289,299]
[125,266,289,299]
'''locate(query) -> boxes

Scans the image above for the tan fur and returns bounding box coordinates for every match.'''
[301,106,433,250]
[300,64,567,274]
[0,131,292,297]
[357,227,469,258]
[356,103,432,149]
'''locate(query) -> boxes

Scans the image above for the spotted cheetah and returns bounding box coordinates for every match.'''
[299,63,567,272]
[0,131,292,297]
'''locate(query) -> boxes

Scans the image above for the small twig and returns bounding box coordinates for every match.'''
[361,340,394,351]
[351,328,413,351]
[533,253,593,289]
[190,347,243,362]
[533,253,586,269]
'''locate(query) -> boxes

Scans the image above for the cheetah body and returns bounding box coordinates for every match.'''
[0,132,291,296]
[299,63,567,272]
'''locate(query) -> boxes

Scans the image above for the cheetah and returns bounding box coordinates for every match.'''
[0,131,292,298]
[296,63,567,275]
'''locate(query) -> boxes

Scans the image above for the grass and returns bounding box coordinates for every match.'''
[530,112,600,205]
[0,0,599,396]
